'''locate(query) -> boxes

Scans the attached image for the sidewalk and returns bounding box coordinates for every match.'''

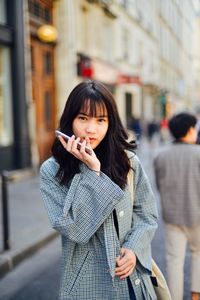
[0,170,58,278]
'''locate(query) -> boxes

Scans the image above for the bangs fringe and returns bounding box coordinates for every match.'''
[80,98,107,117]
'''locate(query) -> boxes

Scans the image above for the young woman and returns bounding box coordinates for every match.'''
[40,80,158,300]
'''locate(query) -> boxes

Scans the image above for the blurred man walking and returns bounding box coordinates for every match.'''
[154,112,200,300]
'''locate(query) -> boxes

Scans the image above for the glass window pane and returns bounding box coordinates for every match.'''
[0,47,13,146]
[44,52,52,74]
[0,0,7,24]
[31,46,35,71]
[44,8,51,22]
[34,3,40,17]
[44,91,52,130]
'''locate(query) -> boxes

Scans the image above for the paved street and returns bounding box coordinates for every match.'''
[0,237,61,300]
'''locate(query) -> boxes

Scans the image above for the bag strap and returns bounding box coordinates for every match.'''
[128,158,134,205]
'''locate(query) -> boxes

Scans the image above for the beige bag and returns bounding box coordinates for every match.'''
[128,162,172,300]
[151,260,172,300]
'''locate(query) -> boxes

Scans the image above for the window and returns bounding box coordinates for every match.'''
[44,8,51,22]
[44,91,52,130]
[28,0,52,23]
[122,28,129,60]
[0,0,7,24]
[121,0,128,9]
[104,20,113,61]
[0,47,13,146]
[44,52,52,74]
[31,46,35,71]
[33,3,40,17]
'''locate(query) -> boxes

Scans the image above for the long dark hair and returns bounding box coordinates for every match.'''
[52,80,136,189]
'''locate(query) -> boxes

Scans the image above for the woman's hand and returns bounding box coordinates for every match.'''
[59,135,101,174]
[115,248,136,279]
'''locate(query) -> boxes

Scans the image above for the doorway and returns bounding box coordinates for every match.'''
[31,39,56,162]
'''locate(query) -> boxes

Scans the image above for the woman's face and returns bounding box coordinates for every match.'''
[72,101,109,149]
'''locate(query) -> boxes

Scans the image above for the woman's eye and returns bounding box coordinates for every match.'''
[98,118,106,123]
[78,116,87,121]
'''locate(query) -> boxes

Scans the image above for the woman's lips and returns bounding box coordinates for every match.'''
[89,138,96,142]
[80,137,96,143]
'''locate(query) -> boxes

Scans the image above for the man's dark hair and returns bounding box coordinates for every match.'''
[169,112,197,140]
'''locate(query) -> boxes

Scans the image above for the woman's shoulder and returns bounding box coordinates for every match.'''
[40,156,59,178]
[126,150,140,166]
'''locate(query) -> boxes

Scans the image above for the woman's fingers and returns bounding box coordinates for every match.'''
[79,139,87,154]
[116,252,135,268]
[71,137,81,153]
[59,135,99,171]
[85,137,92,149]
[115,261,133,275]
[59,135,75,152]
[115,248,136,279]
[118,267,134,279]
[59,135,90,158]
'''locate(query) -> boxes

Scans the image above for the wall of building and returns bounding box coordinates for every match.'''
[193,15,200,112]
[6,0,198,170]
[51,0,199,127]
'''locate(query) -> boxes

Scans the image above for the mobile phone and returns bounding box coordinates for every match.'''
[55,130,92,155]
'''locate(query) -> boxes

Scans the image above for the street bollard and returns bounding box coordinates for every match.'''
[1,171,10,250]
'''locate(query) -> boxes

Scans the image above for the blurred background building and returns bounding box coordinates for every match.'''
[0,0,200,171]
[0,0,31,171]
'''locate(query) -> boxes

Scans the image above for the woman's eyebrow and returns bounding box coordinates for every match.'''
[78,112,108,117]
[96,115,108,118]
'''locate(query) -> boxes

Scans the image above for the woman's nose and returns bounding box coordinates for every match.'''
[85,121,96,133]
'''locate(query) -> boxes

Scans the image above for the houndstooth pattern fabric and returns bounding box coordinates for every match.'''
[154,143,200,227]
[40,151,158,300]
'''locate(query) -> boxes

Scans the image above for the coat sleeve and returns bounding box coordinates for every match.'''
[122,155,158,275]
[40,159,124,244]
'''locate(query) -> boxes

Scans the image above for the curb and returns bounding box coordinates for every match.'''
[0,231,58,279]
[0,168,38,184]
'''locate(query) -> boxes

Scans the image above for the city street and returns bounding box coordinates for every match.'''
[0,139,191,300]
[0,238,61,300]
[0,1,199,299]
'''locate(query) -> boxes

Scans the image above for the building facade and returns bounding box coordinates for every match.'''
[157,0,196,115]
[193,3,200,113]
[1,0,199,170]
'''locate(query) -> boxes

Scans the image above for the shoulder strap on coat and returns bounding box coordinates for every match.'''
[128,158,134,206]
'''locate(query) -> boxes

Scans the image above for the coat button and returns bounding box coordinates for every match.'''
[119,210,124,217]
[135,278,141,285]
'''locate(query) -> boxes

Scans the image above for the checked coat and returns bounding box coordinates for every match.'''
[40,151,158,300]
[154,143,200,227]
